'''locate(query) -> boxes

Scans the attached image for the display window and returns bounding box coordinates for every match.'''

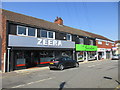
[77,52,84,61]
[16,51,26,67]
[88,51,96,60]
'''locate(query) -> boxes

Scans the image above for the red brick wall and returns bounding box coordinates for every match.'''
[96,40,115,49]
[1,14,7,72]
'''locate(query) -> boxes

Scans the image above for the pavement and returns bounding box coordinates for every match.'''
[1,59,106,78]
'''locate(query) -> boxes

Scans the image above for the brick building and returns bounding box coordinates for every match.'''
[1,9,114,72]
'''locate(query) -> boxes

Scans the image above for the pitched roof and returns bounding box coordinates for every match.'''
[2,9,91,37]
[2,9,113,41]
[83,31,113,42]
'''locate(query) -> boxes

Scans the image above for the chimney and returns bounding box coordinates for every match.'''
[54,17,63,25]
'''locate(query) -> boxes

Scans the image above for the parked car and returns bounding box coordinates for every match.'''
[111,54,120,60]
[49,57,79,70]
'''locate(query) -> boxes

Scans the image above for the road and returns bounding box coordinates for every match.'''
[2,60,119,89]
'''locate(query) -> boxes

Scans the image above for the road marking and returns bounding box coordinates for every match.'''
[88,65,95,67]
[11,77,53,88]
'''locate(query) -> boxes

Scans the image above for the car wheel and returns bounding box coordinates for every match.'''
[75,62,79,67]
[59,64,64,70]
[49,68,53,70]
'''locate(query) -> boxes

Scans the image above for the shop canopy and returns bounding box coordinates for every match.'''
[76,44,97,51]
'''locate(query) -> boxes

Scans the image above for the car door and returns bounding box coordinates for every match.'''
[66,57,73,67]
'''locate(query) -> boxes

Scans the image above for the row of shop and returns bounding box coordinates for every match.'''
[6,35,113,72]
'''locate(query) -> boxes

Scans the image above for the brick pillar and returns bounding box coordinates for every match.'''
[1,14,7,72]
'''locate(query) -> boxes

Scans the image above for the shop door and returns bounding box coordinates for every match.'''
[25,51,38,68]
[106,51,110,59]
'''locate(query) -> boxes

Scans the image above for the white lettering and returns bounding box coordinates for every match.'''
[48,40,53,45]
[37,38,42,45]
[37,38,63,46]
[43,39,47,45]
[58,41,62,46]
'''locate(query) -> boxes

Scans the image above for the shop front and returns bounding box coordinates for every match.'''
[8,35,75,71]
[75,44,97,61]
[97,48,112,60]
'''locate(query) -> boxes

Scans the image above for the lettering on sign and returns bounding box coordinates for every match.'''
[37,38,62,46]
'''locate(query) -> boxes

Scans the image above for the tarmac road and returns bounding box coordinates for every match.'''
[1,59,119,89]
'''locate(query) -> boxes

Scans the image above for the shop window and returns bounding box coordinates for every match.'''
[79,38,84,44]
[90,40,93,45]
[16,51,26,66]
[17,26,26,35]
[28,27,36,37]
[66,34,72,41]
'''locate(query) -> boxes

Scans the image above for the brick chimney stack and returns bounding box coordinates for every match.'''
[54,17,63,25]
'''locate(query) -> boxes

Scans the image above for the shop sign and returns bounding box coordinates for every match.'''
[8,35,75,48]
[37,38,62,46]
[97,48,106,52]
[76,44,97,51]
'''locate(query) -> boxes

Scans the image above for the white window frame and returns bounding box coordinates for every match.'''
[66,34,72,41]
[40,30,47,38]
[28,27,37,37]
[106,41,109,45]
[90,40,93,45]
[17,25,27,36]
[47,31,55,39]
[112,42,114,46]
[98,40,102,44]
[79,38,84,44]
[40,30,55,39]
[17,25,37,37]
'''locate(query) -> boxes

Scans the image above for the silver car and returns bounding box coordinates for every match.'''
[111,54,120,60]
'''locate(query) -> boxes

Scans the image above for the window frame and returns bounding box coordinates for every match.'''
[106,41,109,45]
[90,40,93,45]
[66,34,72,41]
[47,31,55,39]
[79,38,84,44]
[17,25,27,36]
[40,29,47,38]
[17,25,37,37]
[98,40,102,44]
[28,27,37,37]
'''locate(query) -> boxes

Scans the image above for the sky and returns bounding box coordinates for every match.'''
[2,2,118,41]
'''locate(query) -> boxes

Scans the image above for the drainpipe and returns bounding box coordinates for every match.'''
[73,50,75,60]
[96,52,99,60]
[7,48,11,72]
[3,53,6,73]
[85,51,88,62]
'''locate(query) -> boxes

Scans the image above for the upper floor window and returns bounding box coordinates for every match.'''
[40,30,55,39]
[112,42,114,46]
[28,27,36,37]
[40,30,47,38]
[98,40,102,44]
[90,40,93,45]
[17,25,37,37]
[66,34,72,41]
[48,31,55,39]
[79,38,84,44]
[106,41,109,45]
[17,26,26,36]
